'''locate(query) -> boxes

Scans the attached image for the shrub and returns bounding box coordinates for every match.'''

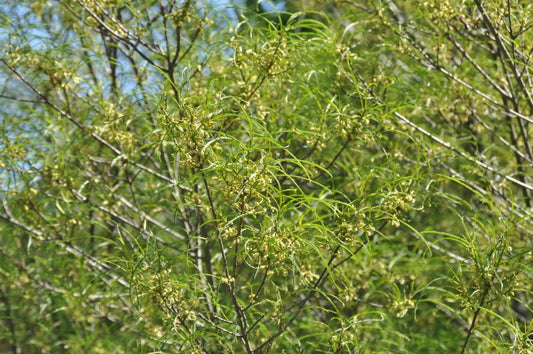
[0,0,531,352]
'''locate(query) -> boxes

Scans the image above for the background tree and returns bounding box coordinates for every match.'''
[0,0,531,352]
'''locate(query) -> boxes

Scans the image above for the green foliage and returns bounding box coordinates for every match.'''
[0,0,531,352]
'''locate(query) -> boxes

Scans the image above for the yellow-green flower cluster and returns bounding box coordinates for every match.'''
[336,208,376,245]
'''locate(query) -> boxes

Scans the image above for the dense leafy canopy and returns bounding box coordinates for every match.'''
[0,0,532,352]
